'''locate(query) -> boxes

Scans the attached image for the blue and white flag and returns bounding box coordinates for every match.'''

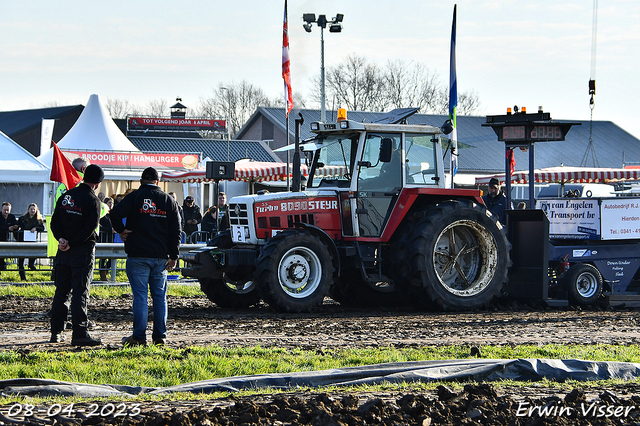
[449,4,458,178]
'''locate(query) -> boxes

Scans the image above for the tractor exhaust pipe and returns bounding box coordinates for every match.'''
[292,113,304,192]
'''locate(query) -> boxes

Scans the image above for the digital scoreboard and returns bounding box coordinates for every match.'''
[483,110,579,142]
[501,124,566,142]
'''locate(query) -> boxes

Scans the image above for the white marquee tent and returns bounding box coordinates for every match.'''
[38,94,141,180]
[0,129,53,215]
[37,94,144,201]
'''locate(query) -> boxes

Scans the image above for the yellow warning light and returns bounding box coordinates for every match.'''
[522,106,527,113]
[506,107,512,115]
[337,108,347,122]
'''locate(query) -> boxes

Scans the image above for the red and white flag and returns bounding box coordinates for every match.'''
[282,0,293,117]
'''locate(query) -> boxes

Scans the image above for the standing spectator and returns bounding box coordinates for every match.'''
[110,167,181,346]
[182,195,201,238]
[54,157,88,202]
[17,203,45,280]
[99,197,114,281]
[482,178,513,225]
[0,202,19,271]
[200,206,218,239]
[169,192,185,231]
[49,164,104,346]
[217,192,230,232]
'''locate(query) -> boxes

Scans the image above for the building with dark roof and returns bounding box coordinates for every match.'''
[0,105,280,166]
[128,136,279,163]
[237,106,640,177]
[0,105,83,156]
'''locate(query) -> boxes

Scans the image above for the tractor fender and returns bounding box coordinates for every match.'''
[290,222,340,277]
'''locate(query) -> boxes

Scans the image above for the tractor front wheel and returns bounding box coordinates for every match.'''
[256,230,334,313]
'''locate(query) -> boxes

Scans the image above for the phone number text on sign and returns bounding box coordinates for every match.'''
[601,200,640,240]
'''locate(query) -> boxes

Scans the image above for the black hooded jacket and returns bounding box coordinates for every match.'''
[50,183,101,249]
[110,184,182,260]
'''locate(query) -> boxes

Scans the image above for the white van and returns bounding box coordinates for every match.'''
[536,183,616,199]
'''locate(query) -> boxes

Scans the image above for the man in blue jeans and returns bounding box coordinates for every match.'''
[110,167,182,346]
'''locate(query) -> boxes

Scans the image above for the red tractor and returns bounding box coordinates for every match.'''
[182,109,511,312]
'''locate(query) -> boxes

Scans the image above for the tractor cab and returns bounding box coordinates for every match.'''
[306,111,445,238]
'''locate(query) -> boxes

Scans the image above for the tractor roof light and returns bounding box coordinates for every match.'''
[337,108,347,121]
[310,122,320,131]
[340,121,349,129]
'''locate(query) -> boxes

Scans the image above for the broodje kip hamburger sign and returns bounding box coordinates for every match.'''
[61,150,200,170]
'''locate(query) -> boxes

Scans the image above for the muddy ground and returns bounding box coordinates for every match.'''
[2,294,640,425]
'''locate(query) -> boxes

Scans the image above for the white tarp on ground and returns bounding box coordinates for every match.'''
[1,359,640,397]
[37,94,140,168]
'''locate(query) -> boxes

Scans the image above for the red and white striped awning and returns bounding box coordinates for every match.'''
[161,161,349,183]
[160,162,297,183]
[475,167,640,186]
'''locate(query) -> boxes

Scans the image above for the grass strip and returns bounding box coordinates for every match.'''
[0,283,203,298]
[0,259,188,284]
[1,344,639,388]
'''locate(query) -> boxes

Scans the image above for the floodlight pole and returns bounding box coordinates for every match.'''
[320,26,326,122]
[303,13,342,123]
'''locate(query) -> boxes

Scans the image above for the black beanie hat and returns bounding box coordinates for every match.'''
[83,164,104,184]
[141,167,159,181]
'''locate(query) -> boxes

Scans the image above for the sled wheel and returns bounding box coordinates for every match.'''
[256,229,333,313]
[563,263,603,306]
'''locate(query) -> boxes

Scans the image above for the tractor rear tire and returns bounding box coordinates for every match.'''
[392,199,510,311]
[256,229,334,313]
[199,230,260,309]
[563,263,603,306]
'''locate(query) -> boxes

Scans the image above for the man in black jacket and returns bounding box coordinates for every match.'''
[110,167,182,346]
[182,195,201,238]
[482,177,512,224]
[0,202,19,271]
[49,164,104,346]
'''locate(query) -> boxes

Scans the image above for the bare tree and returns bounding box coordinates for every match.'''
[196,81,275,138]
[434,88,482,116]
[323,54,385,111]
[144,99,169,117]
[383,60,441,113]
[457,90,481,115]
[105,98,141,119]
[313,54,481,116]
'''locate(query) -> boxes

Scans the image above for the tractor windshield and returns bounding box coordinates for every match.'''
[308,133,359,188]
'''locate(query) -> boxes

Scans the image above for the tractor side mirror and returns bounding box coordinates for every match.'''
[379,138,393,162]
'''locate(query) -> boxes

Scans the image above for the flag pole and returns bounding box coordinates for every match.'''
[286,115,290,191]
[282,0,293,191]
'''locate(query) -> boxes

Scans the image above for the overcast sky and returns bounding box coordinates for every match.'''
[1,0,639,146]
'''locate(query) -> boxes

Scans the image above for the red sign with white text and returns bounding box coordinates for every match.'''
[128,117,226,132]
[63,150,200,169]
